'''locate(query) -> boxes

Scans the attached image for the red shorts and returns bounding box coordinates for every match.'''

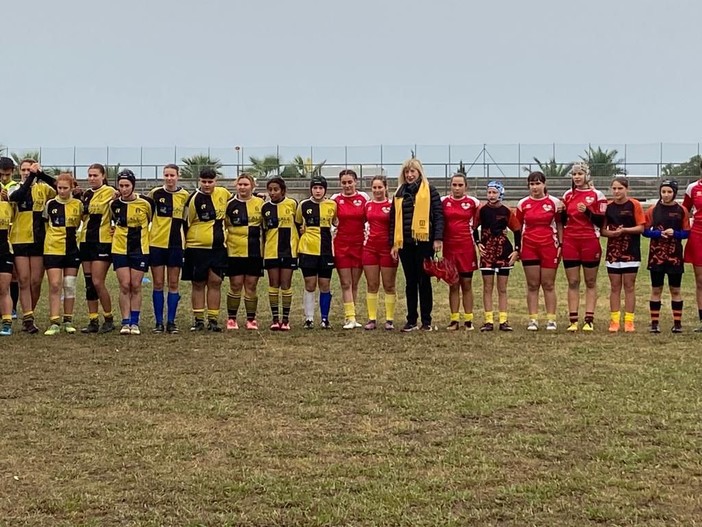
[521,238,559,269]
[561,236,602,264]
[362,243,397,268]
[444,243,477,274]
[684,230,702,266]
[334,241,363,269]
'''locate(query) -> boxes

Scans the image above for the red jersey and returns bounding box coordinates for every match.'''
[332,191,368,245]
[516,195,562,245]
[441,195,480,245]
[562,187,607,240]
[365,199,392,251]
[682,180,702,233]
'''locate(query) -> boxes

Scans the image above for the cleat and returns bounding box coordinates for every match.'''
[480,322,494,332]
[420,324,434,331]
[649,323,661,333]
[527,319,539,331]
[546,321,558,331]
[364,320,377,331]
[279,320,291,331]
[320,319,331,330]
[624,321,635,333]
[464,321,474,331]
[446,320,460,331]
[190,320,205,332]
[98,319,115,334]
[166,322,179,334]
[499,321,513,332]
[582,321,594,332]
[63,322,76,334]
[401,322,418,332]
[269,321,281,331]
[44,323,61,336]
[567,322,579,332]
[694,324,702,333]
[23,320,39,334]
[245,319,259,330]
[226,318,239,330]
[0,324,12,336]
[81,319,100,334]
[608,321,620,333]
[303,319,314,329]
[342,319,357,330]
[11,309,17,320]
[207,320,223,332]
[120,324,131,335]
[152,323,165,334]
[130,324,141,335]
[671,325,683,334]
[384,321,395,331]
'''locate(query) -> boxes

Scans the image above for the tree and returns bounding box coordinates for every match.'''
[661,155,702,181]
[523,157,573,179]
[180,154,223,179]
[280,155,326,179]
[245,155,282,180]
[11,150,41,165]
[581,147,626,179]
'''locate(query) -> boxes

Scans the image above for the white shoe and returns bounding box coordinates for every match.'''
[130,324,141,335]
[343,319,357,330]
[546,321,558,331]
[527,319,539,331]
[120,324,131,335]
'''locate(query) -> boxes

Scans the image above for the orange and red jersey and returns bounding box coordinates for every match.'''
[515,195,563,245]
[604,198,646,264]
[441,195,480,245]
[682,180,702,233]
[364,198,392,251]
[332,191,368,246]
[562,187,607,239]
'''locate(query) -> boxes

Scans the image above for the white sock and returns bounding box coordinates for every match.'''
[304,290,315,320]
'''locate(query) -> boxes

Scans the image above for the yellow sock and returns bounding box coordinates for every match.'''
[499,311,508,324]
[610,311,621,323]
[624,312,635,323]
[2,315,12,323]
[463,312,473,323]
[485,311,494,324]
[546,313,556,322]
[206,309,219,320]
[366,293,378,321]
[343,302,356,321]
[89,312,99,321]
[193,308,205,320]
[385,293,396,322]
[451,312,460,322]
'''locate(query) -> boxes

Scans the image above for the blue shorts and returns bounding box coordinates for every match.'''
[113,254,149,272]
[149,247,184,268]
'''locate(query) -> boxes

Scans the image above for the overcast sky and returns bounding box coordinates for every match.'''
[2,0,701,155]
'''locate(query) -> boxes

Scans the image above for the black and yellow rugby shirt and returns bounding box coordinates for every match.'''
[0,200,14,255]
[262,197,299,260]
[110,195,154,256]
[184,187,231,250]
[44,196,83,256]
[148,186,190,249]
[225,195,265,258]
[79,184,116,245]
[9,174,57,246]
[295,198,337,257]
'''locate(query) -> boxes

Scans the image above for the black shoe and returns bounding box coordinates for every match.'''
[672,325,683,334]
[207,319,222,332]
[649,323,661,334]
[420,324,434,331]
[446,321,460,331]
[480,322,494,332]
[499,321,513,332]
[98,319,115,334]
[320,318,331,329]
[190,320,205,332]
[401,322,418,332]
[22,319,39,334]
[166,322,179,334]
[153,323,165,334]
[303,319,314,330]
[463,321,474,331]
[81,319,100,334]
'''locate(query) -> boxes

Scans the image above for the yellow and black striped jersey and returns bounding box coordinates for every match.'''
[110,195,154,256]
[295,198,336,257]
[225,196,264,258]
[79,184,115,245]
[44,197,83,256]
[262,197,299,260]
[148,186,190,249]
[10,181,57,245]
[0,200,14,255]
[184,187,231,250]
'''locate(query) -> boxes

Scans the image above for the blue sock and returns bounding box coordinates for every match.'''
[121,318,130,326]
[167,292,180,324]
[130,310,140,325]
[320,291,332,320]
[152,290,164,325]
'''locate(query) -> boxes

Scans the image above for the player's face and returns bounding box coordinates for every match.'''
[611,181,628,202]
[660,187,675,204]
[199,178,216,195]
[371,180,386,200]
[163,168,178,190]
[529,180,545,198]
[0,168,13,184]
[487,187,500,203]
[404,168,419,184]
[237,177,253,199]
[311,185,326,200]
[19,162,32,181]
[87,168,104,189]
[57,181,72,200]
[451,177,466,198]
[267,183,283,202]
[118,180,134,198]
[571,170,587,188]
[340,174,356,195]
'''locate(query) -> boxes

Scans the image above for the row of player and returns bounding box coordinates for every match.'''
[0,156,701,336]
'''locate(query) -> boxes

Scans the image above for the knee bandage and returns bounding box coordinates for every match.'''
[64,275,77,299]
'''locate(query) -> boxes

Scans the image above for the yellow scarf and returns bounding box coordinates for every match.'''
[393,178,431,249]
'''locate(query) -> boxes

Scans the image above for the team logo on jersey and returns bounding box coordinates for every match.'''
[461,202,470,210]
[51,208,58,214]
[585,197,594,205]
[201,204,207,210]
[382,206,391,214]
[265,210,271,216]
[696,191,702,197]
[542,204,553,212]
[306,208,312,215]
[445,201,452,207]
[159,197,166,203]
[339,199,344,205]
[524,203,532,209]
[115,208,121,214]
[353,199,362,207]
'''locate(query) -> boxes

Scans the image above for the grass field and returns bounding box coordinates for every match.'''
[1,240,701,526]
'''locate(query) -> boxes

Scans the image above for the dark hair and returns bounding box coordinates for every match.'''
[88,163,106,175]
[20,158,36,166]
[267,176,287,193]
[527,171,546,184]
[199,167,218,180]
[0,157,14,171]
[370,175,387,187]
[339,169,358,180]
[451,172,468,185]
[611,176,629,188]
[163,163,179,174]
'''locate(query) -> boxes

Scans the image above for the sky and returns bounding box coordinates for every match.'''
[2,0,701,156]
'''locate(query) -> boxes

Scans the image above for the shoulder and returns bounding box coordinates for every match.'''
[549,195,563,207]
[562,189,573,200]
[593,189,607,201]
[330,193,341,201]
[516,196,530,209]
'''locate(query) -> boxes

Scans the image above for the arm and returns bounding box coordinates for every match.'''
[582,208,605,229]
[35,170,57,190]
[429,185,444,251]
[8,173,36,203]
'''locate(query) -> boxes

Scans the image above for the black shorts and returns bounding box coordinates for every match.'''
[298,254,334,278]
[13,242,43,258]
[182,247,227,282]
[264,257,299,270]
[113,254,149,272]
[44,253,81,270]
[0,254,13,274]
[149,247,184,268]
[80,242,112,262]
[227,256,264,277]
[650,270,683,288]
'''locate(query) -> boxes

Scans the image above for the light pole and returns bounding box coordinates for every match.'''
[235,146,241,176]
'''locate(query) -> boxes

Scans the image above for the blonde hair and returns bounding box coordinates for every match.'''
[570,161,591,180]
[236,172,256,186]
[397,158,426,187]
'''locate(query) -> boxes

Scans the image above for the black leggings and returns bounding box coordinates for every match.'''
[399,242,434,326]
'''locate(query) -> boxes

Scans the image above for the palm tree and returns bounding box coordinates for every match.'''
[280,155,326,179]
[581,147,626,179]
[11,150,41,165]
[661,155,702,182]
[245,155,282,179]
[180,154,223,179]
[523,157,573,179]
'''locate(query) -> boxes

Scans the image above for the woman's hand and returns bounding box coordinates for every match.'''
[390,247,399,260]
[477,243,486,257]
[433,240,443,253]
